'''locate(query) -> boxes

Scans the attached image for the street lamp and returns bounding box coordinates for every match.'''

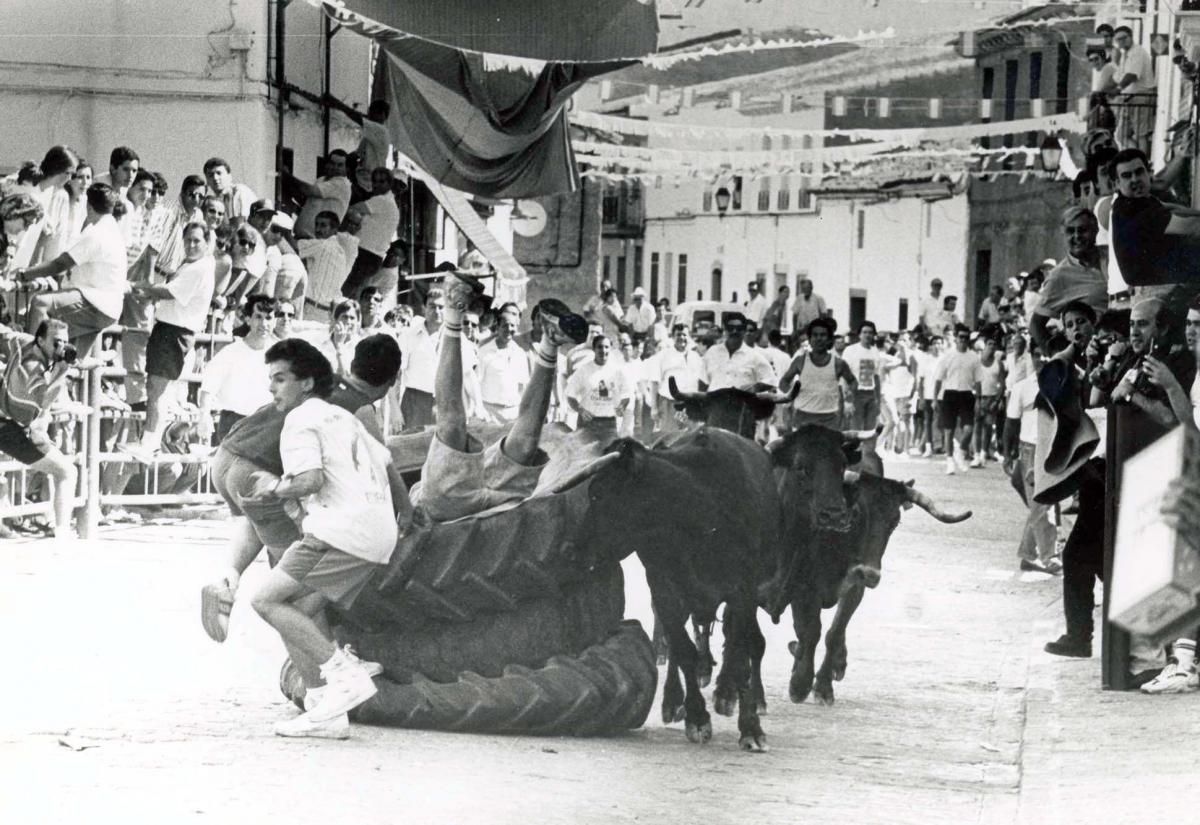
[714,186,731,217]
[1039,134,1062,176]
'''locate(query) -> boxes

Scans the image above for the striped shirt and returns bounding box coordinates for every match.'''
[0,343,51,426]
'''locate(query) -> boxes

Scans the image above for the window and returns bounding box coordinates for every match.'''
[711,267,723,302]
[677,254,688,305]
[777,188,791,210]
[762,135,773,151]
[703,190,712,212]
[797,189,815,211]
[616,255,627,299]
[602,186,620,225]
[898,298,909,330]
[974,249,992,318]
[757,183,771,211]
[981,66,995,149]
[1028,51,1043,100]
[1055,42,1070,114]
[849,289,867,334]
[603,255,611,280]
[649,252,660,302]
[856,209,866,249]
[731,176,743,210]
[633,246,643,290]
[1003,59,1018,148]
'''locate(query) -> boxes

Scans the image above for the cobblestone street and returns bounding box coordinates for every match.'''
[3,459,1198,825]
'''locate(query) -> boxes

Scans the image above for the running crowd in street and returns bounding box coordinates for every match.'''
[1,115,1200,731]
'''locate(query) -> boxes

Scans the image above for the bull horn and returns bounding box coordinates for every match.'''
[840,423,884,442]
[668,376,704,403]
[549,452,624,494]
[904,485,972,524]
[843,470,861,484]
[755,379,802,405]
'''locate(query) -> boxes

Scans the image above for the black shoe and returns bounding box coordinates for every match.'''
[1044,634,1092,658]
[534,299,588,345]
[1128,668,1164,690]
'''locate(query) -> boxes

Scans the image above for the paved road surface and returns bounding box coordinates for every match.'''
[1,457,1197,824]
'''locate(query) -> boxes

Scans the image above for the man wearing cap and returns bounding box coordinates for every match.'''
[920,279,945,332]
[1112,25,1156,154]
[623,286,656,344]
[246,199,281,294]
[342,167,399,300]
[699,312,775,391]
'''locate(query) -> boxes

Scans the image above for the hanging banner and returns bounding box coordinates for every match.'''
[570,110,1087,147]
[309,0,658,62]
[373,37,625,198]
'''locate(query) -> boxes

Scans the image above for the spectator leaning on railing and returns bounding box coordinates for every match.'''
[0,319,79,538]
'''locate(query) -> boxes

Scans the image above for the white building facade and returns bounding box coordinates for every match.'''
[641,177,970,332]
[0,0,372,196]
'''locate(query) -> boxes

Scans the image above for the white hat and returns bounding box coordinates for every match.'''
[632,286,647,297]
[270,212,295,232]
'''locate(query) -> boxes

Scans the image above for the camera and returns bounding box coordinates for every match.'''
[56,343,77,365]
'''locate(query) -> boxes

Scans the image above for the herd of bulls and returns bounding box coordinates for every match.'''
[580,381,972,752]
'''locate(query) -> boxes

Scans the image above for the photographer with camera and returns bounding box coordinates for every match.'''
[0,319,79,538]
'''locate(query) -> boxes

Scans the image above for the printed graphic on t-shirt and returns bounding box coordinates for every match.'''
[856,358,877,387]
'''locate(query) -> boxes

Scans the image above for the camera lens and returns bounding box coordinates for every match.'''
[60,343,77,364]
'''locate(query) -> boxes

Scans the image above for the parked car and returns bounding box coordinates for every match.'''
[671,301,745,335]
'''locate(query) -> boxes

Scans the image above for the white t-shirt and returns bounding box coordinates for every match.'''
[1015,373,1041,445]
[566,359,632,418]
[763,346,791,380]
[913,350,938,401]
[356,193,399,258]
[199,338,272,415]
[1116,45,1155,94]
[842,343,893,392]
[296,176,352,238]
[745,294,768,325]
[935,350,983,393]
[479,340,531,407]
[65,214,127,319]
[655,346,704,398]
[398,325,440,394]
[280,397,397,563]
[155,256,216,332]
[701,344,775,390]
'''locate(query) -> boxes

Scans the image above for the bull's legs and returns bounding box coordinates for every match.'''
[748,609,768,717]
[661,660,685,724]
[648,582,711,743]
[651,609,669,666]
[814,583,865,706]
[718,600,768,752]
[788,594,823,703]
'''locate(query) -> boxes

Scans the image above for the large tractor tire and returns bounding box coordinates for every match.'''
[281,620,657,736]
[342,564,626,684]
[345,484,604,633]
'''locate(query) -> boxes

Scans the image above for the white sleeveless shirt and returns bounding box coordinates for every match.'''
[793,353,841,414]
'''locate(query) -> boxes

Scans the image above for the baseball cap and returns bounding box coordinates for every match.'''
[249,198,277,218]
[269,212,295,232]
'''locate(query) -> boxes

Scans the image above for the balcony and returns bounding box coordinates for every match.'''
[601,180,644,236]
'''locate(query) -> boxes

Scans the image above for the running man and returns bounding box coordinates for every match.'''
[247,338,404,738]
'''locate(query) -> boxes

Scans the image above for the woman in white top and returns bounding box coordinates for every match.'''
[42,162,91,263]
[24,146,80,267]
[319,299,361,378]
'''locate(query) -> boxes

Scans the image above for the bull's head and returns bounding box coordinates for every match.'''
[838,476,972,596]
[668,377,799,440]
[768,424,880,536]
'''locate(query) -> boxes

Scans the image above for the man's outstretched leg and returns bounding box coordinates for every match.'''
[505,300,586,464]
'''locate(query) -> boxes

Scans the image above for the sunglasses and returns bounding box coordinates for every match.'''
[726,325,746,333]
[236,238,255,248]
[276,311,295,319]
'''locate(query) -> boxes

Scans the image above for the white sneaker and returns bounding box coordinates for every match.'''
[922,444,932,458]
[341,645,384,678]
[953,449,969,473]
[945,457,956,475]
[969,455,984,468]
[305,649,379,722]
[274,711,350,739]
[1140,662,1199,694]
